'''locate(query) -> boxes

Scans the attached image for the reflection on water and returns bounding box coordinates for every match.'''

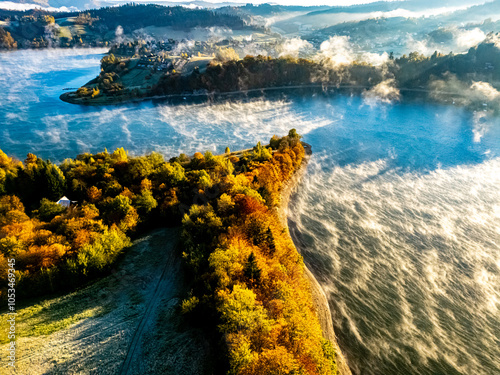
[0,49,499,375]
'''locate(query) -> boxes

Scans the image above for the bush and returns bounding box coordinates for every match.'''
[35,198,66,222]
[72,228,131,277]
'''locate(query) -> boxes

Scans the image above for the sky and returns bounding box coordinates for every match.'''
[108,0,486,7]
[0,0,402,11]
[0,0,487,11]
[125,0,399,6]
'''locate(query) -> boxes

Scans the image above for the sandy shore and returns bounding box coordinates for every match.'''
[276,142,352,375]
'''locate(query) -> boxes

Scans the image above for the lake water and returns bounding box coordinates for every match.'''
[1,49,499,375]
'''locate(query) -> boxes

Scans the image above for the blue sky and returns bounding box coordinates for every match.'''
[0,0,487,11]
[152,0,397,5]
[105,0,400,6]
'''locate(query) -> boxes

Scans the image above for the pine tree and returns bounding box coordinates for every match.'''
[266,227,276,255]
[244,252,261,283]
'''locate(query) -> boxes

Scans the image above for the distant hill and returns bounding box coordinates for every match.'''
[0,3,249,50]
[305,0,486,16]
[269,0,491,34]
[4,1,488,13]
[303,0,500,56]
[0,0,107,11]
[217,3,331,17]
[441,0,500,23]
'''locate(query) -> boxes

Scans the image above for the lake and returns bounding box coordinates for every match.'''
[0,49,499,375]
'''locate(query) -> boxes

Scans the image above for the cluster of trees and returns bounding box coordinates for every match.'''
[73,13,99,26]
[0,13,57,50]
[155,55,320,95]
[393,37,500,87]
[0,4,248,50]
[0,28,17,50]
[0,149,132,296]
[0,130,337,374]
[109,41,151,58]
[152,54,392,95]
[77,55,127,98]
[95,55,127,94]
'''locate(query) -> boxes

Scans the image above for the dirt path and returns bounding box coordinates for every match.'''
[117,230,187,375]
[118,242,175,375]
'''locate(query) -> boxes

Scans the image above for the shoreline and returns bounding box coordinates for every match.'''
[60,85,364,107]
[60,84,438,107]
[276,142,352,375]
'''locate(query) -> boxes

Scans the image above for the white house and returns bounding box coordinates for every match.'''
[57,196,72,208]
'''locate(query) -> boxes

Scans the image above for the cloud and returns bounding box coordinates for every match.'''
[316,36,391,67]
[429,75,500,113]
[485,33,500,49]
[317,36,355,67]
[472,111,492,143]
[363,79,401,105]
[172,40,195,55]
[362,51,390,66]
[406,35,436,56]
[206,26,233,42]
[455,28,486,49]
[409,27,487,56]
[0,1,77,12]
[242,42,269,58]
[470,81,500,101]
[115,25,124,43]
[310,36,392,85]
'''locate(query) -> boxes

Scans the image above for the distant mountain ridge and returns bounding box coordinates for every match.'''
[305,0,488,16]
[1,1,491,13]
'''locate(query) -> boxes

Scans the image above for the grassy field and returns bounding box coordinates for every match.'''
[0,228,211,375]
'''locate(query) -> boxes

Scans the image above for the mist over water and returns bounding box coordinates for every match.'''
[287,103,500,375]
[0,50,332,162]
[0,50,499,375]
[290,157,500,375]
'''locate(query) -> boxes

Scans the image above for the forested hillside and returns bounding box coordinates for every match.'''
[58,4,246,32]
[0,4,248,50]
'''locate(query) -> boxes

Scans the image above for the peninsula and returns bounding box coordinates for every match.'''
[61,37,500,112]
[0,131,350,374]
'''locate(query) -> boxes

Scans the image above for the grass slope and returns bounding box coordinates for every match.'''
[0,228,211,375]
